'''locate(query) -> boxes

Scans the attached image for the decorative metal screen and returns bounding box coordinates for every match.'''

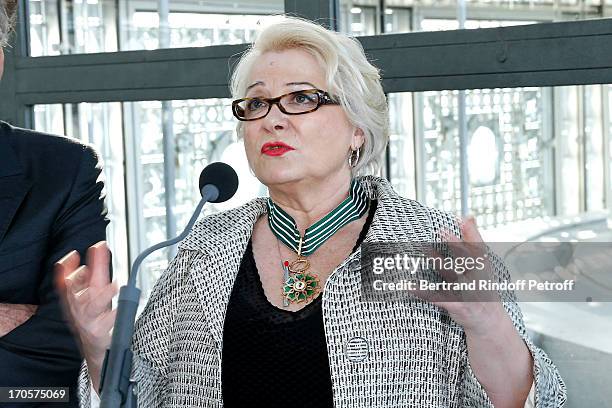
[420,88,554,228]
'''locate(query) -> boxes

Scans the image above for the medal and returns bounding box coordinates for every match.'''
[268,179,369,307]
[281,239,321,305]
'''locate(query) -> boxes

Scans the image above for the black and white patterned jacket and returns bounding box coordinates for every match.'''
[80,176,566,407]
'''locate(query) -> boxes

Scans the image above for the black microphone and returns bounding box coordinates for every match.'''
[199,161,239,202]
[99,162,239,408]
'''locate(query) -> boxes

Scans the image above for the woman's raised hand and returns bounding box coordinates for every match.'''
[411,216,508,336]
[54,241,118,392]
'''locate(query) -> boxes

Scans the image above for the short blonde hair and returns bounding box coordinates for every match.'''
[230,16,389,176]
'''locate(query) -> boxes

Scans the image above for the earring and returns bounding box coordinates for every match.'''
[348,147,360,168]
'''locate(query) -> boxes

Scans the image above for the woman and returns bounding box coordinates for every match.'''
[55,17,565,408]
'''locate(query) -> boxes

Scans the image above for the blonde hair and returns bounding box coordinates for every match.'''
[229,16,389,176]
[0,0,17,47]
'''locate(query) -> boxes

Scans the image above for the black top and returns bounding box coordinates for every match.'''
[222,199,377,407]
[0,121,109,407]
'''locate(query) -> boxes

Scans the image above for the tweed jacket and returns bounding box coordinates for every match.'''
[80,176,566,407]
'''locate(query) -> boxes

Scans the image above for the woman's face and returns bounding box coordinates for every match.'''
[242,48,363,188]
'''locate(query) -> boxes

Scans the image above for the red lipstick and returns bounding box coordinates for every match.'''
[261,141,295,156]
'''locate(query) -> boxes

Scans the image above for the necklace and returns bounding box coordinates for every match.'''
[267,179,369,306]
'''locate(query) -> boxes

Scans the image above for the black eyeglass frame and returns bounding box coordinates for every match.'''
[232,88,340,121]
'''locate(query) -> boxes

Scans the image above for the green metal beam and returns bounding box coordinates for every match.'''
[14,44,245,104]
[2,18,612,108]
[360,18,612,91]
[284,0,338,30]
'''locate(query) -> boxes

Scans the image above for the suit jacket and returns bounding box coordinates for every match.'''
[0,121,108,407]
[80,175,566,407]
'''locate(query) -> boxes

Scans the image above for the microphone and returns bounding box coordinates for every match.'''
[199,161,239,203]
[99,162,239,408]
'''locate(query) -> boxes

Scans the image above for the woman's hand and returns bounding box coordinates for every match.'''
[54,241,118,392]
[412,216,508,335]
[0,303,38,337]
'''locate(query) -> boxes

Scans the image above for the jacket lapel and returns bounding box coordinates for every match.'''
[0,137,32,244]
[179,198,267,346]
[358,175,430,244]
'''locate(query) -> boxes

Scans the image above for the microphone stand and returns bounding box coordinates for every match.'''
[99,184,220,408]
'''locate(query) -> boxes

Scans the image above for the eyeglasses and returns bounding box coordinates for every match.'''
[232,88,340,121]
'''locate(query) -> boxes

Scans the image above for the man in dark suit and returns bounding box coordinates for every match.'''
[0,1,108,406]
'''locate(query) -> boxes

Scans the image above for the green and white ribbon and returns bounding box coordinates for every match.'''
[267,179,369,256]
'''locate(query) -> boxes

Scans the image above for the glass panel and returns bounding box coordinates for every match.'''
[388,92,416,199]
[338,0,609,35]
[32,102,129,287]
[29,0,118,56]
[383,7,411,34]
[28,0,284,55]
[33,103,64,134]
[585,85,605,212]
[28,0,61,56]
[344,5,377,36]
[608,85,612,212]
[426,87,552,228]
[556,86,582,216]
[554,85,607,215]
[388,85,610,236]
[419,18,538,32]
[121,10,285,51]
[339,1,377,36]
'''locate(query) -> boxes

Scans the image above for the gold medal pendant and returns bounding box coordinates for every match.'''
[282,255,320,304]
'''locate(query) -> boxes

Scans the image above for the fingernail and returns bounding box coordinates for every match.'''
[92,241,107,249]
[56,250,78,265]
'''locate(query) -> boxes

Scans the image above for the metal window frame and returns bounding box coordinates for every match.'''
[541,86,556,217]
[604,85,611,216]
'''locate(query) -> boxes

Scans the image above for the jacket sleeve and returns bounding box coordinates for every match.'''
[460,249,567,408]
[425,207,567,408]
[78,249,202,407]
[0,145,108,405]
